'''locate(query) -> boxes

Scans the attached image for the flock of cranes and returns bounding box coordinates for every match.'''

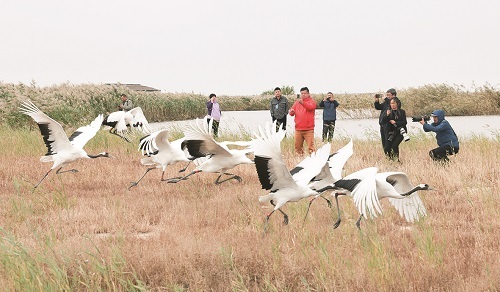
[20,100,432,233]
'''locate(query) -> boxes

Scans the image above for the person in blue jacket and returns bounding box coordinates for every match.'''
[319,92,340,142]
[420,109,459,161]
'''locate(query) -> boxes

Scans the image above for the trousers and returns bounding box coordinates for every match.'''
[294,129,315,155]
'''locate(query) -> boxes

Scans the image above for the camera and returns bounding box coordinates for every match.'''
[375,93,382,99]
[400,128,410,142]
[296,94,300,99]
[412,115,430,122]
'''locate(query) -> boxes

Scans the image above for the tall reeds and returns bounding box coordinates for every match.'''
[1,82,499,128]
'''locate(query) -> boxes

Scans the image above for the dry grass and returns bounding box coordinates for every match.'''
[0,128,499,291]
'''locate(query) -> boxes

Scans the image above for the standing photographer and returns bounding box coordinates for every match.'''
[319,92,339,142]
[374,88,397,150]
[381,97,407,161]
[420,110,459,162]
[289,87,317,155]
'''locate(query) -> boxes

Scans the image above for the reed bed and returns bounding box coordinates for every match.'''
[0,126,499,291]
[1,82,499,128]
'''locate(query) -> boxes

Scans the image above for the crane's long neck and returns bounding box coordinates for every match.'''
[401,186,423,197]
[88,152,108,159]
[315,185,336,193]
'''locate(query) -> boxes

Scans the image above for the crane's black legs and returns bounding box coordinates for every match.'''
[304,197,316,222]
[160,172,186,182]
[263,209,275,236]
[129,168,190,189]
[56,167,78,174]
[177,161,192,172]
[263,200,289,236]
[270,200,288,225]
[129,167,155,190]
[33,169,52,190]
[332,193,342,229]
[167,170,201,183]
[304,195,332,222]
[214,172,242,185]
[32,167,77,190]
[355,214,363,230]
[109,129,131,143]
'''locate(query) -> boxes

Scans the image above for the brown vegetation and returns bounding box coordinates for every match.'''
[2,82,499,129]
[0,128,499,291]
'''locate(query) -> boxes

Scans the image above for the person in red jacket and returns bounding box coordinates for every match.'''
[289,87,317,155]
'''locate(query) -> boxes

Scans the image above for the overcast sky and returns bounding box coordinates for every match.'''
[1,0,499,95]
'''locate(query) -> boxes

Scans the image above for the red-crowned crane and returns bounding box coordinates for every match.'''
[329,167,430,229]
[252,122,332,234]
[168,118,254,185]
[20,100,110,190]
[102,107,152,142]
[128,129,197,189]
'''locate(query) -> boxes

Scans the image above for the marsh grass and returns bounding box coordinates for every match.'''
[2,82,499,128]
[0,126,499,291]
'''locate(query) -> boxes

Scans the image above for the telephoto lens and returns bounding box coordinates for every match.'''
[400,128,410,142]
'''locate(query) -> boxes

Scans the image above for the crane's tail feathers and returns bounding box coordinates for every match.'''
[259,193,274,204]
[140,157,156,166]
[40,156,54,163]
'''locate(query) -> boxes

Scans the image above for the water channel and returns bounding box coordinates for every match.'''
[151,110,500,140]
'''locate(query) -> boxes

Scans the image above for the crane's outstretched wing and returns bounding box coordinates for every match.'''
[381,172,427,222]
[336,167,380,219]
[68,114,104,149]
[327,139,353,182]
[103,111,128,134]
[129,107,153,134]
[138,129,171,156]
[305,139,353,191]
[183,118,231,158]
[252,122,292,191]
[291,143,331,186]
[19,100,73,156]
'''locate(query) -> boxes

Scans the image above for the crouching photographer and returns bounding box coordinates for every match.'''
[419,110,459,162]
[381,97,408,161]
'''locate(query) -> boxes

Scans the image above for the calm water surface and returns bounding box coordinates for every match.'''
[152,110,500,140]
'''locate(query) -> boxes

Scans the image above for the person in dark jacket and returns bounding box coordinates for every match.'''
[381,97,407,161]
[319,92,340,142]
[420,109,459,162]
[374,88,397,149]
[270,87,289,132]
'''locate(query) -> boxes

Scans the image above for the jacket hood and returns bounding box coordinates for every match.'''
[431,110,445,123]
